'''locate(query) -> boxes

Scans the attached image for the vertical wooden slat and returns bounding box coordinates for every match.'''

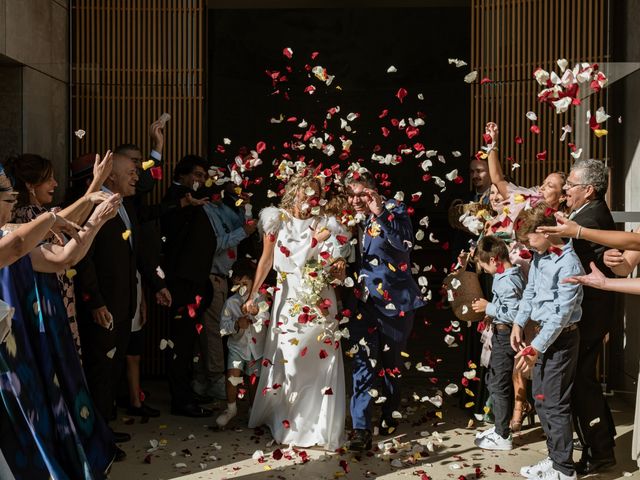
[470,0,608,192]
[72,0,206,375]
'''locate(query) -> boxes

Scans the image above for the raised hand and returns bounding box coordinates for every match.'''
[562,261,606,289]
[536,213,580,238]
[155,287,172,307]
[84,191,111,205]
[485,122,499,143]
[363,188,383,216]
[88,193,121,224]
[91,151,113,190]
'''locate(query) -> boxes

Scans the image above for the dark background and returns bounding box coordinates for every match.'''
[205,6,474,387]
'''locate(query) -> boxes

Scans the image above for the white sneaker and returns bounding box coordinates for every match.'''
[538,467,577,480]
[215,405,237,427]
[474,430,512,451]
[520,457,553,478]
[475,425,495,439]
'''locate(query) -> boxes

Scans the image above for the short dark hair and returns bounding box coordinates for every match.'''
[173,154,208,181]
[231,258,256,281]
[113,143,141,155]
[344,168,376,189]
[514,202,557,243]
[475,235,510,263]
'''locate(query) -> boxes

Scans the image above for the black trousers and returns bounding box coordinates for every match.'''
[534,328,579,476]
[571,333,616,457]
[488,328,515,438]
[167,308,199,406]
[79,316,131,423]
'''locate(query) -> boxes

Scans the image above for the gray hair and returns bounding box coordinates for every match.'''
[571,158,608,197]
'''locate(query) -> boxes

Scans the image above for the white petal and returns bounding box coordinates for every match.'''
[386,65,397,73]
[464,71,478,83]
[526,111,538,121]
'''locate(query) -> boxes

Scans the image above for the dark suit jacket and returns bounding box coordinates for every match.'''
[357,199,425,318]
[167,207,217,311]
[160,183,199,275]
[572,198,616,339]
[75,200,166,324]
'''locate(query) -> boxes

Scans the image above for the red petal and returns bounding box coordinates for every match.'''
[530,125,541,134]
[536,150,547,161]
[396,87,408,103]
[515,136,524,144]
[256,141,267,154]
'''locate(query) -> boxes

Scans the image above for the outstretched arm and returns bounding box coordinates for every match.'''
[243,233,275,314]
[485,122,510,200]
[30,194,121,273]
[564,261,640,295]
[538,215,640,251]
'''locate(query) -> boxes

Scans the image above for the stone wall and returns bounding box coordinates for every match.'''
[0,0,69,203]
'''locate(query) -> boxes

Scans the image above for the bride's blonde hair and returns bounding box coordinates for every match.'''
[279,171,324,213]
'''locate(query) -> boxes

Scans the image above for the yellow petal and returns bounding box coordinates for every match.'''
[468,362,477,369]
[122,229,131,241]
[205,178,213,188]
[142,159,155,170]
[289,338,299,346]
[400,351,410,358]
[235,198,244,207]
[483,405,491,414]
[465,402,475,408]
[594,129,608,138]
[435,411,443,419]
[65,268,77,279]
[514,194,525,204]
[465,388,475,397]
[387,263,396,272]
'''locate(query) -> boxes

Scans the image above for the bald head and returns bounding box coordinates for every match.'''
[105,153,139,197]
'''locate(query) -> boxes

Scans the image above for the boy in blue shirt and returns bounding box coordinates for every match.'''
[511,203,584,480]
[472,235,525,451]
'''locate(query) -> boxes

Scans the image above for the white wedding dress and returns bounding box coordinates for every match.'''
[248,207,349,450]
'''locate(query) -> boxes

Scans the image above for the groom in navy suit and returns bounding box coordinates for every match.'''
[345,168,425,451]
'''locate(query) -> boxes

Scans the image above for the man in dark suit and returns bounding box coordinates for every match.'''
[75,153,170,450]
[345,168,425,451]
[160,155,208,271]
[165,205,217,417]
[564,158,617,474]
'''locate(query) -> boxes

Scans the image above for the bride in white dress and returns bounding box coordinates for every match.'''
[243,172,350,450]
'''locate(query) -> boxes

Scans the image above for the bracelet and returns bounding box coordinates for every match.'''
[576,226,583,240]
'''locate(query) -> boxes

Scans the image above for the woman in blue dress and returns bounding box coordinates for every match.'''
[0,164,122,480]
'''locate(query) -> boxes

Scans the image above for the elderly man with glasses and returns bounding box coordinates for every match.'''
[562,158,617,474]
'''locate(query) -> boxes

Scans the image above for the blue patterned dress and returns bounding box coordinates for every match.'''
[0,248,116,479]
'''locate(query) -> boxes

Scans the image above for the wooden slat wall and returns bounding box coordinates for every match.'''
[71,0,206,376]
[71,0,206,204]
[470,0,608,188]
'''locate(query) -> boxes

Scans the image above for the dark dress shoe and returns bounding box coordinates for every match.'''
[127,402,161,418]
[113,431,131,443]
[572,438,584,451]
[379,417,399,436]
[575,454,616,474]
[114,446,127,462]
[171,403,213,418]
[192,392,214,404]
[349,429,372,452]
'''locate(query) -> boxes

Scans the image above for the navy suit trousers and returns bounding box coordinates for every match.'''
[349,300,414,430]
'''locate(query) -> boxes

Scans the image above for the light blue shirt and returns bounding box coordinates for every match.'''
[514,241,584,353]
[101,186,132,248]
[485,265,525,325]
[203,201,247,275]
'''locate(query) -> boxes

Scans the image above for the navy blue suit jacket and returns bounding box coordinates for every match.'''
[356,199,425,317]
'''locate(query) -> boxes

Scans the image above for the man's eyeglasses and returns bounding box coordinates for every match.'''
[563,181,589,190]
